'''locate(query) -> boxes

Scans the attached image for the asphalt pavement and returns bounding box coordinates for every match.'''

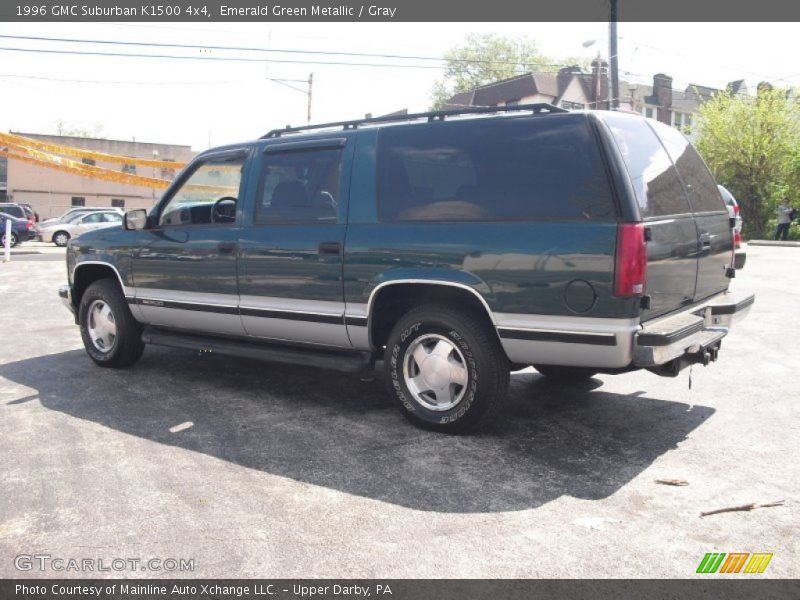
[0,245,797,578]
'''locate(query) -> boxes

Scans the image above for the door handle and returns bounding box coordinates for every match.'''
[698,232,712,250]
[217,241,237,254]
[318,241,342,256]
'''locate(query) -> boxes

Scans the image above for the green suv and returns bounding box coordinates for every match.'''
[58,105,753,432]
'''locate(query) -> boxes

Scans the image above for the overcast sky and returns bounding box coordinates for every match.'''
[0,22,797,151]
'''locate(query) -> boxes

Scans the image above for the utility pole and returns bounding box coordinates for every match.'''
[307,73,314,124]
[608,0,619,109]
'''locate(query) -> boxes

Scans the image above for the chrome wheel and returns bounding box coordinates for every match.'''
[87,299,117,353]
[402,333,468,411]
[53,232,69,246]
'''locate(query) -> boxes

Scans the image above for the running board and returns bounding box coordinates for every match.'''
[141,328,374,373]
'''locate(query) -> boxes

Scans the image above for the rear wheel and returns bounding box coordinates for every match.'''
[1,232,18,247]
[53,231,70,247]
[384,304,509,433]
[534,364,598,381]
[79,279,144,368]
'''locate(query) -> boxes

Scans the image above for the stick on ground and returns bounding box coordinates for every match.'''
[700,500,785,517]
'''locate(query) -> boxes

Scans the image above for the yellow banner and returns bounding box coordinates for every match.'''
[0,132,189,169]
[0,149,235,194]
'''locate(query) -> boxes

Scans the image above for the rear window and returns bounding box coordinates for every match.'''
[376,116,616,222]
[648,120,724,213]
[0,205,25,218]
[603,114,691,218]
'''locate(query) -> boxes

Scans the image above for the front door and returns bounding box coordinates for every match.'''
[237,138,352,348]
[131,148,250,336]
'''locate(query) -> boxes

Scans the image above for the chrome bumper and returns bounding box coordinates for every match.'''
[634,290,754,368]
[58,285,75,315]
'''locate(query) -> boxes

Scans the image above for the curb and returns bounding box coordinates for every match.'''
[747,240,800,247]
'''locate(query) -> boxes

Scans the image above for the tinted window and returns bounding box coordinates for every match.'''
[377,116,615,222]
[0,205,24,218]
[255,148,342,224]
[81,213,104,224]
[159,157,245,227]
[604,114,691,218]
[648,120,724,213]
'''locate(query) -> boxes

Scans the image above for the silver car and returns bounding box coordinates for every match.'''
[37,210,124,246]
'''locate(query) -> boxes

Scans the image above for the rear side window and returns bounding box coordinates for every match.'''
[603,114,691,218]
[376,116,615,222]
[255,148,342,224]
[648,121,724,213]
[0,205,24,218]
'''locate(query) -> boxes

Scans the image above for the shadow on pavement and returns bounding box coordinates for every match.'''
[0,347,714,513]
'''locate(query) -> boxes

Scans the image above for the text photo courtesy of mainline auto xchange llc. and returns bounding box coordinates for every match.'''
[0,1,798,599]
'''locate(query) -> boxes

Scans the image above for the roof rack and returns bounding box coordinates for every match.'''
[261,102,568,138]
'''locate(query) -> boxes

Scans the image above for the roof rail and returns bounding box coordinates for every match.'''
[261,103,568,138]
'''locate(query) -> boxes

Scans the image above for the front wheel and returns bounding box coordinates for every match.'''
[384,305,509,433]
[1,231,18,247]
[79,279,144,368]
[53,231,70,247]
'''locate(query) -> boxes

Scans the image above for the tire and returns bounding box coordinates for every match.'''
[53,231,70,247]
[1,232,18,247]
[79,279,144,368]
[384,304,509,433]
[534,364,598,381]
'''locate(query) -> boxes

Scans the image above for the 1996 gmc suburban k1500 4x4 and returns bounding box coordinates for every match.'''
[58,104,753,432]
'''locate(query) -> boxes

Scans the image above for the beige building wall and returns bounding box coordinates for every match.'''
[6,133,196,219]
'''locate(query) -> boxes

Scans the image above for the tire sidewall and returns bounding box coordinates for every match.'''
[386,315,482,428]
[2,232,18,247]
[79,282,125,364]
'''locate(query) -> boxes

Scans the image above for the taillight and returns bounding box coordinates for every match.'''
[734,230,741,249]
[733,204,740,216]
[614,223,647,297]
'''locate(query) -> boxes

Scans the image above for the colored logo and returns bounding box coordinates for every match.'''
[697,552,773,574]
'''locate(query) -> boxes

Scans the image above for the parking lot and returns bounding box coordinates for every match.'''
[0,244,797,578]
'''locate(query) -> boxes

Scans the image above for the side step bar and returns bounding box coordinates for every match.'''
[141,328,375,373]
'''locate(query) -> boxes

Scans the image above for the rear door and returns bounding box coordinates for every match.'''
[602,113,699,319]
[236,137,352,348]
[648,121,733,302]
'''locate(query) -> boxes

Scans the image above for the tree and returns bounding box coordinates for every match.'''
[430,33,584,109]
[696,86,800,237]
[53,119,105,138]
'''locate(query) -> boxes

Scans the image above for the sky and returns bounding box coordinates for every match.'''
[0,22,798,151]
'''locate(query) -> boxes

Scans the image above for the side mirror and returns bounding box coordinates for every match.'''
[124,209,147,231]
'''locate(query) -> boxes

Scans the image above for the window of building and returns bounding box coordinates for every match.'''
[122,163,136,174]
[0,156,7,187]
[377,117,616,223]
[81,157,96,166]
[561,101,585,110]
[604,113,692,218]
[255,148,342,224]
[505,99,520,106]
[160,158,176,180]
[71,196,86,207]
[111,198,125,208]
[158,157,245,227]
[648,120,723,213]
[643,107,655,119]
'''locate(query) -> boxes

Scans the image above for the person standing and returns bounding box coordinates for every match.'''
[774,199,793,241]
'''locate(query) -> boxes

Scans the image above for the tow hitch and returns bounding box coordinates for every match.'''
[648,340,722,377]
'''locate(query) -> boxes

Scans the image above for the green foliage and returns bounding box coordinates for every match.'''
[695,87,800,238]
[430,33,584,109]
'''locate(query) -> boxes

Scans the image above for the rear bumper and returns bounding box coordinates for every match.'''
[633,290,754,368]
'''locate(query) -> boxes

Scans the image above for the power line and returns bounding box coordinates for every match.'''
[0,34,574,70]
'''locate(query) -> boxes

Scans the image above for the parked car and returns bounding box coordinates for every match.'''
[0,213,36,247]
[58,105,753,432]
[0,202,35,224]
[718,185,743,247]
[39,206,124,226]
[38,210,123,246]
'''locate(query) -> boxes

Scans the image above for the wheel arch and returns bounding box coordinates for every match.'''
[366,280,500,351]
[72,262,128,310]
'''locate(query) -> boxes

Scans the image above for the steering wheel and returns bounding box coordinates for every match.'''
[211,197,237,223]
